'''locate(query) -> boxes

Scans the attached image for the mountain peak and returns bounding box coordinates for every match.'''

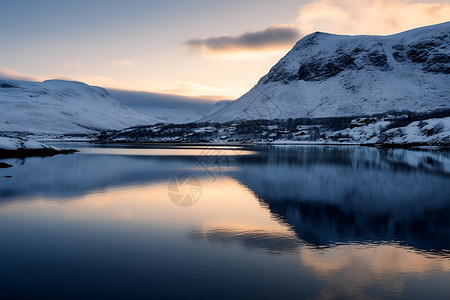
[203,22,450,122]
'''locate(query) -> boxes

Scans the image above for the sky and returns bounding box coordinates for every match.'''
[1,0,449,101]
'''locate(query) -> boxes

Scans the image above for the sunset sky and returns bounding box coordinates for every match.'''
[1,0,449,101]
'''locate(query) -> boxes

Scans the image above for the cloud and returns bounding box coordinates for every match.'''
[63,62,84,68]
[296,0,450,36]
[112,58,134,66]
[186,0,449,59]
[186,25,300,55]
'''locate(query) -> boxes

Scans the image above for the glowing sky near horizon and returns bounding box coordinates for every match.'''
[0,0,449,100]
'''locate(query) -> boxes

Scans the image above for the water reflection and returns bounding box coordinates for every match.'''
[300,244,450,299]
[1,144,450,299]
[80,145,255,156]
[1,144,450,253]
[189,226,300,253]
[229,146,450,254]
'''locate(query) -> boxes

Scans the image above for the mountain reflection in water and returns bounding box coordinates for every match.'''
[0,144,449,300]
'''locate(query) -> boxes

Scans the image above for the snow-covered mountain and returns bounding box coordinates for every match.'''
[0,79,160,135]
[203,22,450,122]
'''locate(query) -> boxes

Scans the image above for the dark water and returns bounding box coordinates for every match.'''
[1,143,449,300]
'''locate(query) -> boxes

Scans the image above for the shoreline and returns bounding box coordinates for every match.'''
[0,148,78,159]
[82,140,450,150]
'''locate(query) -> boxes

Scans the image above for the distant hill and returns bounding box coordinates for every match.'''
[108,89,231,124]
[0,79,160,135]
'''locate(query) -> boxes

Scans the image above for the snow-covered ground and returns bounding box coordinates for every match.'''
[0,136,55,151]
[0,79,160,135]
[97,112,450,146]
[203,22,450,122]
[369,117,450,145]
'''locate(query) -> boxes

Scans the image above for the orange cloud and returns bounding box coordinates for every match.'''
[296,0,450,35]
[112,58,134,66]
[187,0,449,60]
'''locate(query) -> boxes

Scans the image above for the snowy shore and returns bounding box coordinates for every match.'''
[0,136,77,158]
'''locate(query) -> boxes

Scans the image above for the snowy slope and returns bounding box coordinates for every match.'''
[0,136,55,150]
[203,22,450,122]
[0,80,160,134]
[368,117,450,145]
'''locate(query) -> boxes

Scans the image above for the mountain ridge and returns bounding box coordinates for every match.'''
[203,22,450,122]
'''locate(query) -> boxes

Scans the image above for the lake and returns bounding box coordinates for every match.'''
[1,143,449,300]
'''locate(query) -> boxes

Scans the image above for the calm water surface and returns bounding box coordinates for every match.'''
[1,143,449,300]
